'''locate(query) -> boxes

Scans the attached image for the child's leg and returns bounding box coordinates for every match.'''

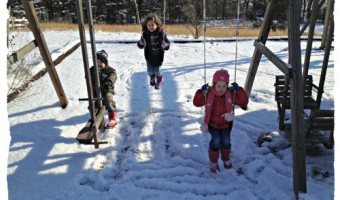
[154,66,163,89]
[102,92,117,127]
[220,127,232,169]
[208,127,222,173]
[220,127,231,149]
[209,127,222,151]
[146,62,156,86]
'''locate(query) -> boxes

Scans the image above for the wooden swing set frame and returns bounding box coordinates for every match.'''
[243,0,334,196]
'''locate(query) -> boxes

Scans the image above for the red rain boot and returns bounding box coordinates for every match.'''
[107,111,117,128]
[221,148,233,169]
[208,149,220,173]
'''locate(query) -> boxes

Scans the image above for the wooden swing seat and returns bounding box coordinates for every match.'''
[275,75,319,110]
[274,75,334,149]
[76,121,96,144]
[274,75,319,130]
[282,110,334,149]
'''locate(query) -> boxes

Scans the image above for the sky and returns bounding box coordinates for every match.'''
[2,2,339,200]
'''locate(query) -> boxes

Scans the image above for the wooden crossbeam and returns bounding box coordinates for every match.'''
[7,40,37,68]
[21,0,68,108]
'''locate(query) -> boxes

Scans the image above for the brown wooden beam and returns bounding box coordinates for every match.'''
[244,0,279,96]
[317,17,333,108]
[75,0,96,122]
[254,41,291,76]
[288,0,307,195]
[320,0,333,49]
[7,40,37,68]
[7,42,81,103]
[21,0,68,108]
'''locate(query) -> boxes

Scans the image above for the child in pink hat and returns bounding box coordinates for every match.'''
[193,69,249,173]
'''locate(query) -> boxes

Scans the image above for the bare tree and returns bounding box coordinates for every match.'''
[133,0,141,24]
[181,0,203,39]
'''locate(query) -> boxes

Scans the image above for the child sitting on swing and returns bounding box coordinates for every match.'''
[193,69,249,173]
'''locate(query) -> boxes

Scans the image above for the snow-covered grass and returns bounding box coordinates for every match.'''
[2,19,338,200]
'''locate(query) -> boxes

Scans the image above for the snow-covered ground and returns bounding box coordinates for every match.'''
[2,16,337,200]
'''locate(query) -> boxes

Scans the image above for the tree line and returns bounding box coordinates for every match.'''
[8,0,327,25]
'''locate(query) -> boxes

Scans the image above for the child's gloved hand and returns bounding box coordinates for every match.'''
[161,40,168,48]
[221,113,234,122]
[201,83,209,94]
[103,81,112,89]
[231,82,239,91]
[139,36,145,46]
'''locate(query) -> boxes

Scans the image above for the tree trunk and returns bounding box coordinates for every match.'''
[134,0,140,25]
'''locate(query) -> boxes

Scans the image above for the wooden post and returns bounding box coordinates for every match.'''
[302,0,318,84]
[320,0,333,49]
[21,0,68,108]
[244,0,278,96]
[85,0,102,109]
[316,17,333,108]
[75,0,96,122]
[85,0,105,131]
[288,0,307,196]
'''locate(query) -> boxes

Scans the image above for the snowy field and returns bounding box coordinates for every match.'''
[1,4,338,197]
[4,28,335,200]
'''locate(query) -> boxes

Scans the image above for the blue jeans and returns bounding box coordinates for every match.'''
[147,62,161,76]
[208,126,232,151]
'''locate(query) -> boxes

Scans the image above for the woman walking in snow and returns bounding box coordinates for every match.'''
[137,13,170,90]
[193,69,249,173]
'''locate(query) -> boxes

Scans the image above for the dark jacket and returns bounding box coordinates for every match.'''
[90,65,117,95]
[137,28,170,67]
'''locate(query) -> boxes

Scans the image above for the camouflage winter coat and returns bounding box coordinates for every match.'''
[90,65,117,95]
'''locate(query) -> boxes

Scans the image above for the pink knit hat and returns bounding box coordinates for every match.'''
[212,69,229,84]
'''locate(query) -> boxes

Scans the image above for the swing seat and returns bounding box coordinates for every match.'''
[305,109,334,149]
[274,75,319,130]
[76,126,96,144]
[275,75,319,109]
[282,110,334,149]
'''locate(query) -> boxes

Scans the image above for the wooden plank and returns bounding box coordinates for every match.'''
[75,0,96,122]
[254,41,291,76]
[302,0,318,83]
[7,42,81,103]
[320,0,334,49]
[288,0,307,195]
[244,0,279,96]
[21,0,68,108]
[53,42,81,66]
[317,16,334,108]
[85,0,103,114]
[7,40,37,68]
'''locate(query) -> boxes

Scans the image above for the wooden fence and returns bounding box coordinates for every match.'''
[8,17,28,29]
